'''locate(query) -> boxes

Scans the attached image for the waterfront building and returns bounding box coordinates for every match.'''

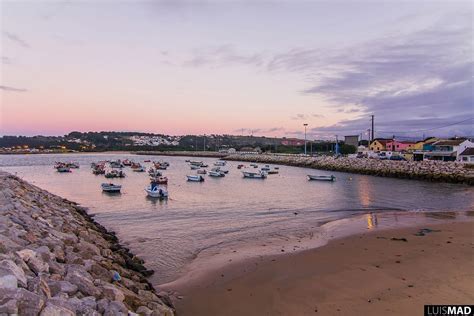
[458,147,474,163]
[369,139,389,152]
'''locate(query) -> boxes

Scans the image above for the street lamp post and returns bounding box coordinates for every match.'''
[303,123,308,155]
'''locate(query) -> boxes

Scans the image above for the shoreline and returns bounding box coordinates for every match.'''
[0,171,175,315]
[171,219,474,315]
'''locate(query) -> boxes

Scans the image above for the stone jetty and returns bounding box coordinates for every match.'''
[0,171,174,315]
[225,154,474,185]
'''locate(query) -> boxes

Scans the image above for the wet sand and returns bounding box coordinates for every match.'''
[171,221,474,316]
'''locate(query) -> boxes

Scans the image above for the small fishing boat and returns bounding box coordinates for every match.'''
[267,169,279,174]
[122,159,132,166]
[101,183,122,193]
[105,170,126,178]
[307,175,336,182]
[190,165,201,170]
[237,164,245,169]
[201,163,209,168]
[148,168,162,177]
[151,176,168,185]
[66,162,79,169]
[214,160,226,166]
[132,166,146,172]
[155,164,167,170]
[56,167,71,173]
[249,163,258,168]
[242,170,267,179]
[145,185,168,199]
[144,160,151,163]
[211,167,228,174]
[187,175,205,182]
[261,165,271,171]
[92,167,106,175]
[189,160,203,166]
[209,170,225,177]
[110,160,123,168]
[197,169,207,174]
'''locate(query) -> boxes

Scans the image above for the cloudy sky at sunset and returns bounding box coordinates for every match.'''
[1,0,472,139]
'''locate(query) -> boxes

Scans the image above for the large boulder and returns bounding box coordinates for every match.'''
[0,259,27,287]
[65,265,101,297]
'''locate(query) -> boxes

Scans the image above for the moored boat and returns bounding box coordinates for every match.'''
[214,160,226,166]
[307,175,336,181]
[56,167,71,173]
[145,185,168,199]
[197,169,207,174]
[187,175,205,182]
[242,170,267,179]
[208,170,225,177]
[150,176,168,185]
[101,183,122,193]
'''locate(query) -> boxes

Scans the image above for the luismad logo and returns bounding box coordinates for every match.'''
[425,305,473,316]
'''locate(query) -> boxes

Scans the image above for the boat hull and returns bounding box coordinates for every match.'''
[307,175,336,181]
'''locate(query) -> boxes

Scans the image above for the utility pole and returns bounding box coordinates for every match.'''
[310,141,313,156]
[371,115,375,141]
[304,123,308,155]
[203,135,206,151]
[335,135,339,155]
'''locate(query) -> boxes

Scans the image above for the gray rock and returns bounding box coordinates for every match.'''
[104,301,128,316]
[102,284,126,302]
[0,288,45,315]
[0,259,27,287]
[40,302,75,316]
[65,265,101,297]
[136,305,153,316]
[0,274,17,289]
[48,280,78,297]
[97,298,110,314]
[0,298,18,314]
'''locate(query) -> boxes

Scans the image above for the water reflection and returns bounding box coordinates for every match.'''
[366,213,378,229]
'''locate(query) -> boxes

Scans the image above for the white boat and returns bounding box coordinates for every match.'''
[189,160,203,166]
[208,170,225,177]
[261,165,271,171]
[101,183,122,193]
[250,163,258,168]
[307,175,336,181]
[145,185,168,198]
[211,167,228,174]
[214,160,226,166]
[242,170,267,179]
[110,160,123,168]
[187,175,205,182]
[190,165,201,170]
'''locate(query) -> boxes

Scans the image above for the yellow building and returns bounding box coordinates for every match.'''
[369,139,389,152]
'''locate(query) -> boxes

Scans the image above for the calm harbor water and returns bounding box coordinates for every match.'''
[1,153,473,284]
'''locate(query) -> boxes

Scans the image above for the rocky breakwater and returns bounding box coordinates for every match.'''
[225,154,474,185]
[0,171,174,315]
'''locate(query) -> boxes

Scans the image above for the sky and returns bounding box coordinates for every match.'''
[1,0,472,139]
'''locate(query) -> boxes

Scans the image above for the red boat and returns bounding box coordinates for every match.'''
[151,176,168,185]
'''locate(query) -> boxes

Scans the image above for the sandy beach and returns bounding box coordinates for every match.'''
[172,220,474,316]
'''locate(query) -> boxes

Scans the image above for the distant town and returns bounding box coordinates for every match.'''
[0,131,473,163]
